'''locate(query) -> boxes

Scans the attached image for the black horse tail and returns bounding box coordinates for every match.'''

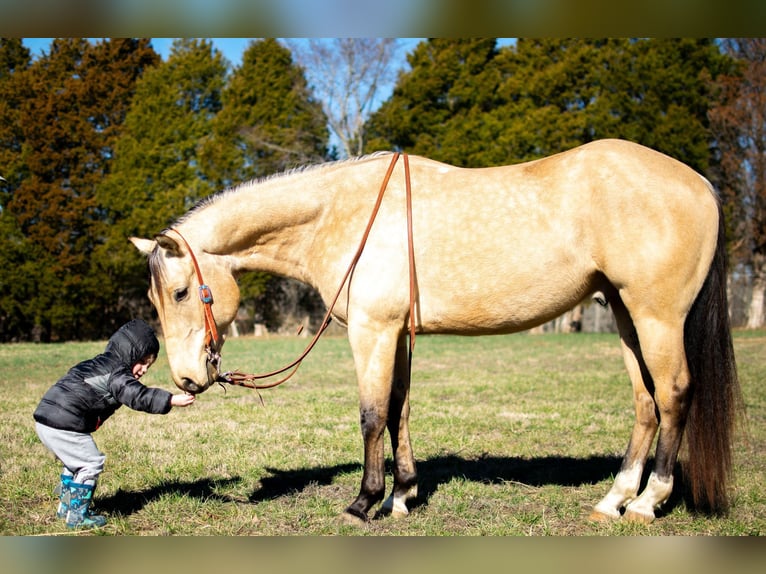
[682,200,743,514]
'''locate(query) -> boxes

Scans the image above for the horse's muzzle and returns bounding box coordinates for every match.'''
[181,378,203,394]
[180,357,219,395]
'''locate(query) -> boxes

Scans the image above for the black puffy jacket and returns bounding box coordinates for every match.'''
[33,319,172,433]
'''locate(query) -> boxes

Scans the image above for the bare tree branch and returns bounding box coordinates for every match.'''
[288,38,402,158]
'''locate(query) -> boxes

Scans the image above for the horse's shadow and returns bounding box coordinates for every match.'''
[249,453,689,518]
[97,454,689,518]
[249,453,624,506]
[250,453,622,503]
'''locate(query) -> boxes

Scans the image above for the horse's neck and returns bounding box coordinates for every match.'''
[184,173,325,282]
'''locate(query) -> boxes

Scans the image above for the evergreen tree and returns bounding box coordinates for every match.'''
[366,38,725,172]
[0,38,30,179]
[201,38,328,190]
[365,38,500,166]
[0,39,34,341]
[487,38,619,163]
[95,39,227,330]
[0,38,158,341]
[589,38,726,172]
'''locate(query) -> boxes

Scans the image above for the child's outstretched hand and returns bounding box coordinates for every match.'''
[171,393,196,407]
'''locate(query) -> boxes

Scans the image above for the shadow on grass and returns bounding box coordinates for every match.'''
[247,454,688,518]
[97,477,241,516]
[249,462,361,503]
[96,455,690,519]
[248,453,624,506]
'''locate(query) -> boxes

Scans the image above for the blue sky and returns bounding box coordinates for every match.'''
[22,38,255,67]
[21,38,513,69]
[20,38,437,68]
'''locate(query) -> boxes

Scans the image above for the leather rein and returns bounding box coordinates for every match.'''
[167,152,417,391]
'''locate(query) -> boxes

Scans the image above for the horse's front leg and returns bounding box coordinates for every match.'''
[381,333,418,518]
[342,322,400,524]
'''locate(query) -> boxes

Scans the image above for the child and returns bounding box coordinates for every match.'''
[33,319,195,529]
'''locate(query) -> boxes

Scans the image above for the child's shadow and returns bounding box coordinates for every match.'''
[96,477,241,516]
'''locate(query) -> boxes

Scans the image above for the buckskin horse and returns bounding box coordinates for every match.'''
[131,139,740,524]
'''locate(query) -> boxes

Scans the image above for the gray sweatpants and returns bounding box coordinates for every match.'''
[35,422,105,485]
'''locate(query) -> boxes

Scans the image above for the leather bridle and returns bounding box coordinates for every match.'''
[165,228,224,375]
[164,152,416,391]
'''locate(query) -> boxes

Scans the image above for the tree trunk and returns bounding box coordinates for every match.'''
[746,256,766,329]
[566,304,583,333]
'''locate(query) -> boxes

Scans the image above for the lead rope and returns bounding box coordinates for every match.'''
[218,151,416,391]
[404,154,417,370]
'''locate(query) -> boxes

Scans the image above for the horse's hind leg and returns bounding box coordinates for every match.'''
[591,294,660,521]
[622,317,690,523]
[381,333,418,517]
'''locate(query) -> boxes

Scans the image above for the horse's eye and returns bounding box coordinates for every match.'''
[174,287,189,302]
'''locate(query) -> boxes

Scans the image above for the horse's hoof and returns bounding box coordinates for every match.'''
[339,510,367,527]
[588,509,618,523]
[588,502,620,523]
[623,508,655,524]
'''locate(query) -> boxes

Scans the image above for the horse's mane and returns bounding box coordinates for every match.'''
[145,244,167,308]
[175,151,394,227]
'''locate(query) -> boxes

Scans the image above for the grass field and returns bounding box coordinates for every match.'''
[1,330,763,536]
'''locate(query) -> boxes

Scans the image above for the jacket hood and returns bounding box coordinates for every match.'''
[105,319,160,367]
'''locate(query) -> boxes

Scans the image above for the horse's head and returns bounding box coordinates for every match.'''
[131,232,240,394]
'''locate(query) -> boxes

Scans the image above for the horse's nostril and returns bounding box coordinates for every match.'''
[182,378,201,394]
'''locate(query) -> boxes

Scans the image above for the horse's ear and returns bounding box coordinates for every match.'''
[154,234,183,257]
[130,237,157,255]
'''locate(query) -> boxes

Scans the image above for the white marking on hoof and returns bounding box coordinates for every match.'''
[592,464,642,520]
[382,494,409,517]
[623,471,672,523]
[381,484,418,518]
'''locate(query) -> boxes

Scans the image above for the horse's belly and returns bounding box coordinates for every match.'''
[417,267,598,335]
[421,301,577,335]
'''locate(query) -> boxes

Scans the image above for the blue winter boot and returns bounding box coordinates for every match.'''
[55,473,74,519]
[66,481,107,529]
